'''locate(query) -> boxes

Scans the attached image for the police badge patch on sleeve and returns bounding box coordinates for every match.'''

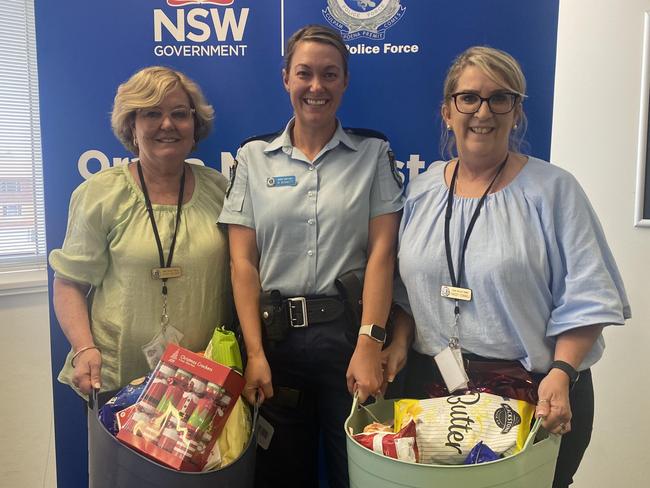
[388,150,403,188]
[226,159,238,198]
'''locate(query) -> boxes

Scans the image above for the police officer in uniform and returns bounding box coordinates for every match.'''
[218,25,403,488]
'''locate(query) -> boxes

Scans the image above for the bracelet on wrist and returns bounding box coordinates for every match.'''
[71,345,101,368]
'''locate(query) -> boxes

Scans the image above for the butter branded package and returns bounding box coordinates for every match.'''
[394,392,535,465]
[116,344,245,471]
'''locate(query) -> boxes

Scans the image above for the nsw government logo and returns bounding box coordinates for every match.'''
[153,0,249,58]
[323,0,406,41]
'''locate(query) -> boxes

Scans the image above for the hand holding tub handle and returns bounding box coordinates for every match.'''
[243,350,273,405]
[346,336,384,403]
[71,345,103,395]
[53,277,102,395]
[535,369,572,435]
[536,326,603,435]
[348,212,401,402]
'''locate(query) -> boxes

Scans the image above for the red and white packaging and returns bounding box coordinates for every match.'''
[353,420,419,463]
[116,344,245,471]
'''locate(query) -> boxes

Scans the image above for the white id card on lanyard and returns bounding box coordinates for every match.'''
[434,345,469,393]
[142,325,184,369]
[436,298,469,393]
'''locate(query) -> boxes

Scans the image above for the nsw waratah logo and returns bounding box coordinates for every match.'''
[323,0,406,41]
[167,0,234,6]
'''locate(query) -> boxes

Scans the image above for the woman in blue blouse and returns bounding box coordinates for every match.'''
[386,46,630,487]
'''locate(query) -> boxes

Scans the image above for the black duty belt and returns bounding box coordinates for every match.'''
[281,296,345,328]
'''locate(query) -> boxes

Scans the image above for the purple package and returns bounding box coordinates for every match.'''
[463,441,500,465]
[98,375,149,435]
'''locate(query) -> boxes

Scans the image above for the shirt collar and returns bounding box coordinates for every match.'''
[263,118,358,154]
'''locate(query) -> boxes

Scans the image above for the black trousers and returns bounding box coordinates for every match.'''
[254,319,355,488]
[402,349,594,488]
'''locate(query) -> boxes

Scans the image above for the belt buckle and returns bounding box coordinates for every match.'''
[287,297,308,327]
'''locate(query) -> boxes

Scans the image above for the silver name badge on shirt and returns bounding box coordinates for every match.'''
[151,267,182,280]
[440,285,472,301]
[266,176,297,187]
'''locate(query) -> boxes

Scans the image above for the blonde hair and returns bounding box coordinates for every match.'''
[111,66,214,154]
[440,46,528,158]
[284,24,349,75]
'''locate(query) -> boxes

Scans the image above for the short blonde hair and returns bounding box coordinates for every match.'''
[111,66,214,154]
[441,46,528,158]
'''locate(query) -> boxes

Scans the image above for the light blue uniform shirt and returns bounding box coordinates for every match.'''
[394,158,630,373]
[219,119,404,296]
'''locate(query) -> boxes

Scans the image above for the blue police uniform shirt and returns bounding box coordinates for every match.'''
[218,118,404,296]
[394,157,630,373]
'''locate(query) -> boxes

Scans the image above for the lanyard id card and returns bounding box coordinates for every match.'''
[141,282,185,368]
[434,345,469,393]
[434,312,468,392]
[142,325,184,369]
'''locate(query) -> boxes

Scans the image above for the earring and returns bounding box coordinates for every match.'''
[513,124,518,130]
[446,124,452,131]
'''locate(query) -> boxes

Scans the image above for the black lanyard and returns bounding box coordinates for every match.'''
[137,161,185,296]
[444,154,508,316]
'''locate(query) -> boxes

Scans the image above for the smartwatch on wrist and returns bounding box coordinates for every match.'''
[550,360,580,385]
[358,324,386,344]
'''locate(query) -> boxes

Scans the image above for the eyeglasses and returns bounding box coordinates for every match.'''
[450,92,520,115]
[136,107,195,124]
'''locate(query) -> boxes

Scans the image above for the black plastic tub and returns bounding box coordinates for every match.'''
[88,390,257,488]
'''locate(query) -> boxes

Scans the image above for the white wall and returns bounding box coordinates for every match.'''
[0,278,56,488]
[552,1,650,486]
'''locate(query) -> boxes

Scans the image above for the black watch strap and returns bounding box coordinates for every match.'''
[550,360,580,384]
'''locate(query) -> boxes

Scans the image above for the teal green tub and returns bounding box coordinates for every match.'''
[345,397,561,488]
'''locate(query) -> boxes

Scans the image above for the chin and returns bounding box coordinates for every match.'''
[153,151,189,163]
[299,113,335,129]
[463,143,505,159]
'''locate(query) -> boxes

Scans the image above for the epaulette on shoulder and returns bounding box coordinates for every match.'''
[239,130,283,148]
[343,127,388,141]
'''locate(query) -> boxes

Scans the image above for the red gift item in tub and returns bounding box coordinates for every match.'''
[353,420,419,463]
[116,344,245,471]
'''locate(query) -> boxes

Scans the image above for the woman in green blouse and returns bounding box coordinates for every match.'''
[50,66,231,396]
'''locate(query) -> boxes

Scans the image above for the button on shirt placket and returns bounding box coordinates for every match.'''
[306,164,318,290]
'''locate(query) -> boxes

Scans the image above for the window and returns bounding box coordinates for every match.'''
[0,181,22,192]
[0,0,46,279]
[3,205,23,217]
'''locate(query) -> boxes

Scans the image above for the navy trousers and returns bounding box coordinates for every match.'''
[254,319,355,488]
